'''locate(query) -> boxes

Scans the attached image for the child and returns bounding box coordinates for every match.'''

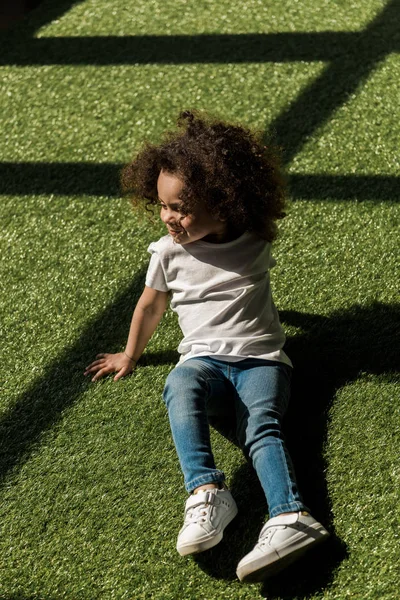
[84,111,329,582]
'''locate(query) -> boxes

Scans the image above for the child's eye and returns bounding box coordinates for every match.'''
[158,202,185,214]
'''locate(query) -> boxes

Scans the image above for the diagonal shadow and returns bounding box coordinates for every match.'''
[266,0,400,165]
[256,302,399,598]
[0,265,179,485]
[280,303,399,514]
[0,270,148,484]
[1,162,398,202]
[192,302,399,595]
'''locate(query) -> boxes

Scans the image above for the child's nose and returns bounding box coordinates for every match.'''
[161,210,171,223]
[162,209,177,224]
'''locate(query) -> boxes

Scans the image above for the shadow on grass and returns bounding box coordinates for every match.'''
[0,0,85,37]
[1,1,398,67]
[0,269,146,484]
[264,0,400,165]
[194,302,399,596]
[0,272,398,593]
[0,162,398,203]
[1,1,399,195]
[265,0,400,165]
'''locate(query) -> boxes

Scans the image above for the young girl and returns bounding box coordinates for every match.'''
[84,111,329,583]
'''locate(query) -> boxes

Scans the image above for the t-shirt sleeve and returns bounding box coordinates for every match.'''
[145,243,169,292]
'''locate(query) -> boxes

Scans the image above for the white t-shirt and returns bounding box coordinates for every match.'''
[145,232,292,367]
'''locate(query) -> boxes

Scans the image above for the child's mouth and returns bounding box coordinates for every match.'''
[168,227,183,236]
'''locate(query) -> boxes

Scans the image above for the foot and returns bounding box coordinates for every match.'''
[236,511,329,583]
[176,488,238,556]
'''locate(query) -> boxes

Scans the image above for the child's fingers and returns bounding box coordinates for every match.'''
[91,367,110,382]
[85,357,106,369]
[113,369,126,382]
[84,353,118,374]
[85,358,116,377]
[113,364,135,381]
[84,359,106,375]
[84,354,132,381]
[86,358,105,368]
[83,353,108,370]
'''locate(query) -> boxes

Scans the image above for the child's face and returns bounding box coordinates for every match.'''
[157,170,229,245]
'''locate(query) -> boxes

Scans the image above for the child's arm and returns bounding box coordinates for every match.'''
[84,286,169,382]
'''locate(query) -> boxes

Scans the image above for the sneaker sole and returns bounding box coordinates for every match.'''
[237,524,329,583]
[177,504,238,556]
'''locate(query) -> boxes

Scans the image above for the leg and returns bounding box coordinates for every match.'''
[163,358,238,555]
[163,357,228,492]
[232,359,307,517]
[232,359,329,582]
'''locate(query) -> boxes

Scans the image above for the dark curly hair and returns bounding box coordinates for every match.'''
[121,111,286,242]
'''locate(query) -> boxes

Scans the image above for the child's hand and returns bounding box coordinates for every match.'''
[84,352,136,382]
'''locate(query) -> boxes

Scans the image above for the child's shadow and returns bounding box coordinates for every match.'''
[194,302,399,596]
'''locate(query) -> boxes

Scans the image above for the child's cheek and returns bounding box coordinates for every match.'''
[181,216,192,229]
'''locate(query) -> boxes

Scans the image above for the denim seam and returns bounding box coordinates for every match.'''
[186,471,225,492]
[279,444,296,505]
[270,501,306,518]
[249,439,302,513]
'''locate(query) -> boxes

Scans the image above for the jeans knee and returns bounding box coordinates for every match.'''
[163,369,182,409]
[237,415,284,457]
[164,367,183,393]
[163,364,208,409]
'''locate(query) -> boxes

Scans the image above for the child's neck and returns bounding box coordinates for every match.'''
[202,225,243,244]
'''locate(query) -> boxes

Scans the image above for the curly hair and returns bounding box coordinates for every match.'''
[121,111,287,242]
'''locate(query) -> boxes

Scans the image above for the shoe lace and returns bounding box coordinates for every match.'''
[185,502,210,525]
[257,525,274,548]
[185,491,216,525]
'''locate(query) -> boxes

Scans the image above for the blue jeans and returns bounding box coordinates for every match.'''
[163,356,307,518]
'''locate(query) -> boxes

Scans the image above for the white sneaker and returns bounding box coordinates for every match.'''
[176,488,238,556]
[236,511,329,582]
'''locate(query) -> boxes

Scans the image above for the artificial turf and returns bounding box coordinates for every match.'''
[0,1,399,598]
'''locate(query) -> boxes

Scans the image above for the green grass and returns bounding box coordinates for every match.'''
[0,1,399,598]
